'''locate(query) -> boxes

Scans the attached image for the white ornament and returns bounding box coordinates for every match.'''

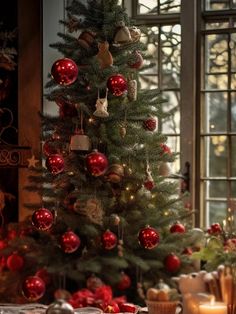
[93,89,109,117]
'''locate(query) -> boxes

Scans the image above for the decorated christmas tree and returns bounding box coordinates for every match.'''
[0,0,204,306]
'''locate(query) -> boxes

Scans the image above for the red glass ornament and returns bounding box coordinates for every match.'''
[208,222,222,234]
[35,268,51,285]
[86,150,108,177]
[101,230,117,250]
[22,276,46,301]
[51,58,78,86]
[107,74,127,96]
[170,222,186,234]
[0,256,7,271]
[6,252,24,271]
[45,154,64,175]
[7,229,17,240]
[160,143,171,155]
[117,272,131,290]
[138,226,159,249]
[143,117,157,132]
[144,178,155,191]
[60,231,81,253]
[32,208,54,231]
[43,134,63,157]
[120,303,137,313]
[164,253,181,273]
[128,51,143,69]
[56,99,78,118]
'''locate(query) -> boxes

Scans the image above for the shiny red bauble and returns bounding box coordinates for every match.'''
[0,239,7,250]
[120,303,137,313]
[164,253,181,273]
[45,154,64,175]
[160,143,171,155]
[143,178,155,191]
[117,272,131,290]
[60,231,81,253]
[128,51,143,69]
[208,222,222,234]
[43,134,62,157]
[170,222,186,234]
[86,150,108,177]
[35,268,51,285]
[107,74,127,96]
[101,230,117,250]
[51,58,78,85]
[22,276,46,301]
[143,117,158,132]
[6,252,24,271]
[138,226,160,249]
[32,208,54,231]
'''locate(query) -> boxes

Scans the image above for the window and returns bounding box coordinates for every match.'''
[129,0,236,227]
[200,0,236,226]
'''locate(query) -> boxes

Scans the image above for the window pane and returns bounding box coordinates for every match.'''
[231,93,236,131]
[202,92,227,133]
[139,75,158,89]
[160,0,181,13]
[231,182,236,197]
[166,136,180,172]
[161,91,180,134]
[138,0,157,14]
[231,136,236,176]
[161,25,181,89]
[207,201,227,225]
[205,0,229,10]
[206,21,229,29]
[208,180,228,198]
[205,74,228,90]
[231,74,236,89]
[231,34,236,72]
[202,136,227,177]
[205,34,228,73]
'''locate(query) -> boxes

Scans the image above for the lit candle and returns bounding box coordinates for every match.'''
[199,297,227,314]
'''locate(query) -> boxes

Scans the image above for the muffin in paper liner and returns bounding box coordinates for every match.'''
[146,300,180,314]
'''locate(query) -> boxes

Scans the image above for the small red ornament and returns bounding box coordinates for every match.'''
[101,230,117,250]
[35,268,51,285]
[60,231,81,253]
[170,222,186,234]
[160,143,171,155]
[143,117,157,132]
[164,253,181,273]
[120,303,137,313]
[86,150,108,177]
[104,301,120,313]
[0,256,7,271]
[22,276,46,301]
[117,272,131,290]
[128,51,143,69]
[144,174,155,191]
[32,208,54,231]
[45,154,64,175]
[43,135,62,157]
[107,74,127,97]
[208,223,222,235]
[51,58,78,85]
[138,226,160,249]
[6,252,24,271]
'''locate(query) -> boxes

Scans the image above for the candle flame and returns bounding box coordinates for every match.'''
[210,296,215,306]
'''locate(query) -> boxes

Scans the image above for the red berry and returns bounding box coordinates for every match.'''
[170,222,186,233]
[164,253,181,273]
[104,302,120,313]
[117,272,131,290]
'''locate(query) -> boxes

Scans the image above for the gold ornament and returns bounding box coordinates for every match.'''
[119,124,127,138]
[96,41,113,69]
[114,21,132,44]
[129,26,141,43]
[158,162,171,177]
